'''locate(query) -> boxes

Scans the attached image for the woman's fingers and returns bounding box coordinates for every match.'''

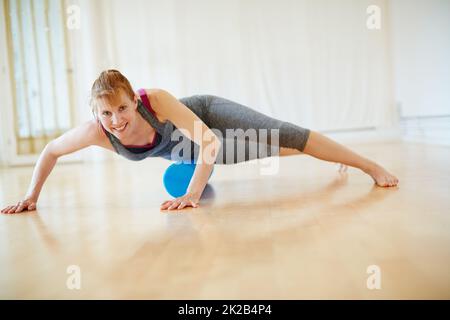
[168,201,181,210]
[1,201,37,214]
[177,200,198,210]
[160,201,172,210]
[8,205,18,214]
[1,206,13,213]
[160,200,171,207]
[177,201,189,210]
[161,200,180,210]
[160,198,200,211]
[7,205,18,214]
[189,200,198,208]
[15,202,27,213]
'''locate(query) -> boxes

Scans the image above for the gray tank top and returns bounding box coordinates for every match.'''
[102,89,205,162]
[102,90,309,164]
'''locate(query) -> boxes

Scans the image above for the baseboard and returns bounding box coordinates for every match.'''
[399,116,450,147]
[321,126,402,145]
[2,119,448,169]
[318,117,450,147]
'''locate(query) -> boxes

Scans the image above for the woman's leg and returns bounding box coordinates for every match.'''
[204,95,310,163]
[203,95,398,187]
[301,130,399,187]
[279,146,305,156]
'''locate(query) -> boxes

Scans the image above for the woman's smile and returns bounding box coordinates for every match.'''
[112,122,128,133]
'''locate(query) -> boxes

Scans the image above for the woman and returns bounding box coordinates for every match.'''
[1,70,398,213]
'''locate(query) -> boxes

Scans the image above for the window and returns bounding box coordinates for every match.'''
[4,0,73,155]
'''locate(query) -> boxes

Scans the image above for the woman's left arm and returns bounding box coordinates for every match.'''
[151,89,222,210]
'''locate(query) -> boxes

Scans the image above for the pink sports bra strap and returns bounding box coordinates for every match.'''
[137,88,156,116]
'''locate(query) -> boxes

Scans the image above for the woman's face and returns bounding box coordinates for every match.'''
[96,89,139,140]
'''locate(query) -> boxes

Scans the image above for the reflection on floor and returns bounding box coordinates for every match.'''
[0,141,449,299]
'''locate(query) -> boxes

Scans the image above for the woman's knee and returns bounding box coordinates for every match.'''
[279,122,311,152]
[279,146,305,157]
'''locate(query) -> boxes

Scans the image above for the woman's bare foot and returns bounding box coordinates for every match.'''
[364,164,399,187]
[337,163,348,173]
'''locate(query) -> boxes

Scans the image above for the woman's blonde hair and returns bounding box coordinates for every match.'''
[90,69,135,116]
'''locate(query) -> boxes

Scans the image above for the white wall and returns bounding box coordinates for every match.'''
[7,0,439,166]
[389,0,450,117]
[75,0,395,132]
[67,0,116,163]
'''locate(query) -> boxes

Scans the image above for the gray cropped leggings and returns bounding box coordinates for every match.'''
[177,95,311,165]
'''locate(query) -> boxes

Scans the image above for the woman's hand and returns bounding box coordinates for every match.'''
[160,192,200,211]
[1,198,37,214]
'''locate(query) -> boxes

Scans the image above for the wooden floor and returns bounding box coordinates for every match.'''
[0,141,449,299]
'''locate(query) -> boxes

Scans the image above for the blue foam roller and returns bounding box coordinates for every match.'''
[163,162,214,198]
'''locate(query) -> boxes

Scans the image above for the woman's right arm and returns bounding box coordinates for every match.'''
[1,120,103,214]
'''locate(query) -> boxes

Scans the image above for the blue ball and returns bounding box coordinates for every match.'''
[163,162,214,198]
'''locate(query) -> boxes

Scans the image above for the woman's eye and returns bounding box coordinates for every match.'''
[102,111,111,116]
[119,106,127,111]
